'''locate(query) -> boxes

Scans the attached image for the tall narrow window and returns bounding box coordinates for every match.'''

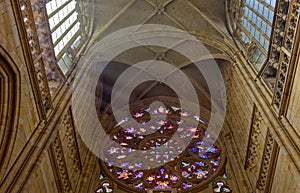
[46,0,81,74]
[239,0,277,70]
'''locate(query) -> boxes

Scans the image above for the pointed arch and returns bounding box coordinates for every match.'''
[0,46,21,181]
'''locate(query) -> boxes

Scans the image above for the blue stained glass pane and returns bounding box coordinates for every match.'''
[189,146,198,153]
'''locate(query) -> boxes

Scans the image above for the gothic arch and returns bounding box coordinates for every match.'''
[0,46,21,182]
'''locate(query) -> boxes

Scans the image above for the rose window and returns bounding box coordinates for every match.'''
[99,102,226,192]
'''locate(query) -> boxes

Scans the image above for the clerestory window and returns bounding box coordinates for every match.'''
[239,0,277,70]
[46,0,81,74]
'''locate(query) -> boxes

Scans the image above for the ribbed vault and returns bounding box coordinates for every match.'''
[78,0,234,192]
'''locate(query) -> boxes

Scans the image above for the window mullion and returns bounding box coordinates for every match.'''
[244,16,270,41]
[256,0,275,11]
[53,19,78,46]
[48,0,72,18]
[56,31,80,60]
[51,9,76,33]
[244,3,273,26]
[239,24,268,56]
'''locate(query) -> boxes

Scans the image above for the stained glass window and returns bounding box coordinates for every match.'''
[99,104,224,192]
[239,0,277,70]
[213,180,232,193]
[96,173,114,193]
[46,0,81,74]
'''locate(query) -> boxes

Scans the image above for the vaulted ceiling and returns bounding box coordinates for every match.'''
[89,0,231,49]
[84,0,234,115]
[75,2,236,191]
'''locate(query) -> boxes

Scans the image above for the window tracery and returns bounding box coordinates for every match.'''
[213,180,232,193]
[266,0,300,113]
[211,171,232,193]
[17,0,88,99]
[232,0,300,114]
[96,173,114,193]
[98,104,225,192]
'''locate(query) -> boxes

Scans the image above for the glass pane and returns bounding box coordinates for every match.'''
[240,0,277,70]
[46,0,80,74]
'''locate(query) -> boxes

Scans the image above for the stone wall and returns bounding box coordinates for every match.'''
[0,1,98,192]
[286,56,300,137]
[0,0,40,182]
[222,51,300,193]
[1,1,299,193]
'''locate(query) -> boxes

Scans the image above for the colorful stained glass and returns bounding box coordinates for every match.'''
[96,181,113,193]
[177,127,184,132]
[182,181,193,189]
[194,169,209,179]
[99,173,104,180]
[171,106,180,112]
[100,104,224,192]
[133,112,144,118]
[116,155,126,159]
[119,162,129,167]
[134,171,144,179]
[182,171,191,178]
[125,127,135,133]
[213,180,232,193]
[189,146,198,153]
[180,112,190,117]
[188,164,196,172]
[194,115,207,125]
[207,145,218,153]
[182,161,190,167]
[196,161,206,167]
[105,161,113,167]
[170,175,179,183]
[155,181,170,189]
[189,127,198,132]
[199,153,209,159]
[192,134,200,139]
[115,117,129,127]
[119,142,128,146]
[139,127,146,133]
[157,120,167,126]
[211,160,219,166]
[96,188,103,193]
[117,170,132,179]
[152,106,170,115]
[146,175,155,183]
[107,147,118,155]
[134,182,144,189]
[167,124,174,129]
[176,120,184,124]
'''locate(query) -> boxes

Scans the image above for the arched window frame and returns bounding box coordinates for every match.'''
[45,0,82,74]
[236,0,277,70]
[0,49,21,181]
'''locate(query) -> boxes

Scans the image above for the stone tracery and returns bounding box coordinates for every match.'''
[98,100,227,192]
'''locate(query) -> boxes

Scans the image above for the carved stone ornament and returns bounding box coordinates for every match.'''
[246,109,263,172]
[19,0,52,112]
